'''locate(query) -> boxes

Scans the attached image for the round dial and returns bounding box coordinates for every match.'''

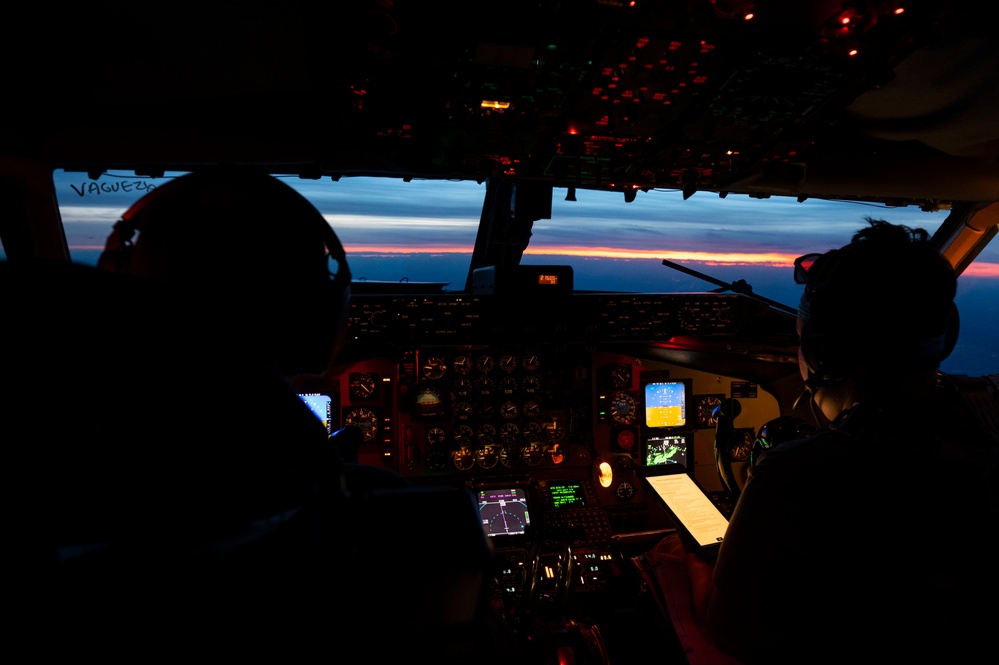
[522,375,541,394]
[453,425,474,446]
[451,377,473,398]
[548,442,566,465]
[522,399,542,419]
[498,353,518,373]
[475,376,496,397]
[499,400,519,420]
[615,480,636,501]
[728,430,754,462]
[608,363,631,389]
[348,372,377,400]
[475,353,495,373]
[499,445,517,468]
[344,407,379,442]
[500,422,520,445]
[452,353,473,375]
[521,353,540,372]
[477,423,497,445]
[697,395,724,428]
[426,426,448,445]
[521,443,544,466]
[615,427,637,451]
[425,447,448,472]
[610,391,637,424]
[543,417,565,441]
[452,400,473,420]
[452,446,475,471]
[476,445,499,469]
[421,355,447,380]
[522,421,542,443]
[499,376,519,394]
[413,386,443,417]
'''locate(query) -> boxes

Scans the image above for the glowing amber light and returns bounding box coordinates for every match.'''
[598,461,613,488]
[480,100,511,110]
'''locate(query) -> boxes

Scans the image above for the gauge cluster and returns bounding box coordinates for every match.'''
[402,347,579,476]
[311,335,783,541]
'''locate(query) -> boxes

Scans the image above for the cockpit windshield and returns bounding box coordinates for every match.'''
[53,169,998,377]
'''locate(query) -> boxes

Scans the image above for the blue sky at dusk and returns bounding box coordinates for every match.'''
[51,171,999,376]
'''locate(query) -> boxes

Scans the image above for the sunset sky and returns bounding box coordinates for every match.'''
[52,171,998,376]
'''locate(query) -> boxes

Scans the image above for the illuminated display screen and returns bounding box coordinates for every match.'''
[478,487,531,536]
[537,274,559,285]
[646,434,688,468]
[548,482,586,509]
[644,381,687,428]
[299,393,333,434]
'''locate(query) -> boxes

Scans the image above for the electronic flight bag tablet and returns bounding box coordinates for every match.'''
[638,464,729,561]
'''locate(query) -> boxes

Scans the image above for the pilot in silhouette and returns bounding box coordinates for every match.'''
[676,219,998,664]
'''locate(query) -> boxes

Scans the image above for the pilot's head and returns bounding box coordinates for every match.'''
[98,166,351,376]
[794,218,957,410]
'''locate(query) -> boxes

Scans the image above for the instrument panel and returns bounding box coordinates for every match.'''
[295,290,788,538]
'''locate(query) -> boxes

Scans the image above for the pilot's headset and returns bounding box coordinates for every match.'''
[98,167,352,339]
[794,232,958,399]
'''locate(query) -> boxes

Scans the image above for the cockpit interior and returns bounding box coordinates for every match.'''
[3,2,997,663]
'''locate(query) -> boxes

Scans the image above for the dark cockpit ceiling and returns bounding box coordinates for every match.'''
[5,0,999,208]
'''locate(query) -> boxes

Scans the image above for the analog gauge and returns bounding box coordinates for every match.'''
[425,447,448,472]
[348,372,378,400]
[522,421,542,443]
[548,442,566,465]
[610,391,637,424]
[499,376,518,394]
[451,377,472,399]
[521,443,544,466]
[476,445,499,469]
[413,386,443,418]
[452,353,473,375]
[421,355,447,380]
[498,352,518,373]
[615,427,637,451]
[616,454,636,474]
[344,407,379,442]
[500,422,519,445]
[499,445,517,468]
[499,400,519,420]
[521,353,540,372]
[474,376,495,397]
[477,423,497,445]
[476,401,496,418]
[475,353,495,374]
[608,363,632,389]
[696,395,724,429]
[452,400,473,420]
[543,417,565,441]
[426,426,448,446]
[728,429,754,462]
[452,446,475,471]
[522,399,541,419]
[615,480,636,501]
[521,375,541,395]
[453,424,474,446]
